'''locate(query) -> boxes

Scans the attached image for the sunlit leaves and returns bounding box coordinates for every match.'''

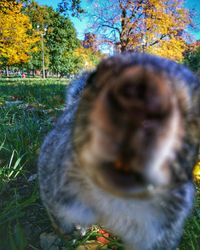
[74,47,102,70]
[0,0,39,66]
[89,0,191,61]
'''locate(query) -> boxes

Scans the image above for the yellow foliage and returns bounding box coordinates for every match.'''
[120,0,191,61]
[146,37,187,61]
[0,0,40,65]
[74,47,99,70]
[193,162,200,181]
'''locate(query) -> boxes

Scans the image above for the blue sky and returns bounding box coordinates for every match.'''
[37,0,200,41]
[36,0,89,39]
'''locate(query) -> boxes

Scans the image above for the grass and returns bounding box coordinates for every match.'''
[0,78,66,250]
[0,78,199,250]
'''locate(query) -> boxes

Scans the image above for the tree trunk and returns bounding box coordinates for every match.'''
[6,66,9,77]
[121,42,127,52]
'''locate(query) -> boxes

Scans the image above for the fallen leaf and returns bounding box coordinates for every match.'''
[96,236,109,244]
[77,240,105,250]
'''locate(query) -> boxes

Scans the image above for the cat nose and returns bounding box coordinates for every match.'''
[106,70,173,123]
[117,81,146,101]
[112,81,146,110]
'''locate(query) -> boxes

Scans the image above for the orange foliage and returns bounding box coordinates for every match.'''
[96,229,110,244]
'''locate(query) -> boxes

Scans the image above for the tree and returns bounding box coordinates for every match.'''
[74,47,103,70]
[184,43,200,73]
[57,0,85,17]
[86,0,191,61]
[46,13,80,75]
[25,2,81,76]
[0,0,39,69]
[24,3,54,74]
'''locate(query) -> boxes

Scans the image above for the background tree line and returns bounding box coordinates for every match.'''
[0,0,102,77]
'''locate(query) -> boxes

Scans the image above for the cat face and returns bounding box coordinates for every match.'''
[73,55,194,198]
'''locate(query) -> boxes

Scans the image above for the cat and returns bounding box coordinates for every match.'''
[38,53,200,250]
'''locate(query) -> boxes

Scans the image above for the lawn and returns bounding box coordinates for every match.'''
[0,78,199,250]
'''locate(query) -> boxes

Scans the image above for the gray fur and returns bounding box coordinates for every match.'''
[38,53,199,250]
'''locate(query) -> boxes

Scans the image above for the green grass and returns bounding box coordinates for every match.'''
[0,78,199,250]
[0,78,66,250]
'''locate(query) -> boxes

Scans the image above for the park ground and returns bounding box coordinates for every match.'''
[0,78,199,250]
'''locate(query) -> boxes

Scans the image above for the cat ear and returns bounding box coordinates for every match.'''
[66,72,90,106]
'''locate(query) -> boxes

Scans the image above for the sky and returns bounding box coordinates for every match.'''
[36,0,200,41]
[36,0,89,39]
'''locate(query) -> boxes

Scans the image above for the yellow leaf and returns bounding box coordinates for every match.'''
[193,162,200,181]
[77,240,106,250]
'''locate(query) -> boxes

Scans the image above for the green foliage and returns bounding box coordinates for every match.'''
[26,48,50,72]
[184,46,200,73]
[57,0,85,17]
[24,2,82,76]
[46,12,81,75]
[51,51,83,76]
[24,2,54,30]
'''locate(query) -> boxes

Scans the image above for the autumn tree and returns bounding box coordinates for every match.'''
[74,47,103,70]
[0,0,39,71]
[85,0,191,61]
